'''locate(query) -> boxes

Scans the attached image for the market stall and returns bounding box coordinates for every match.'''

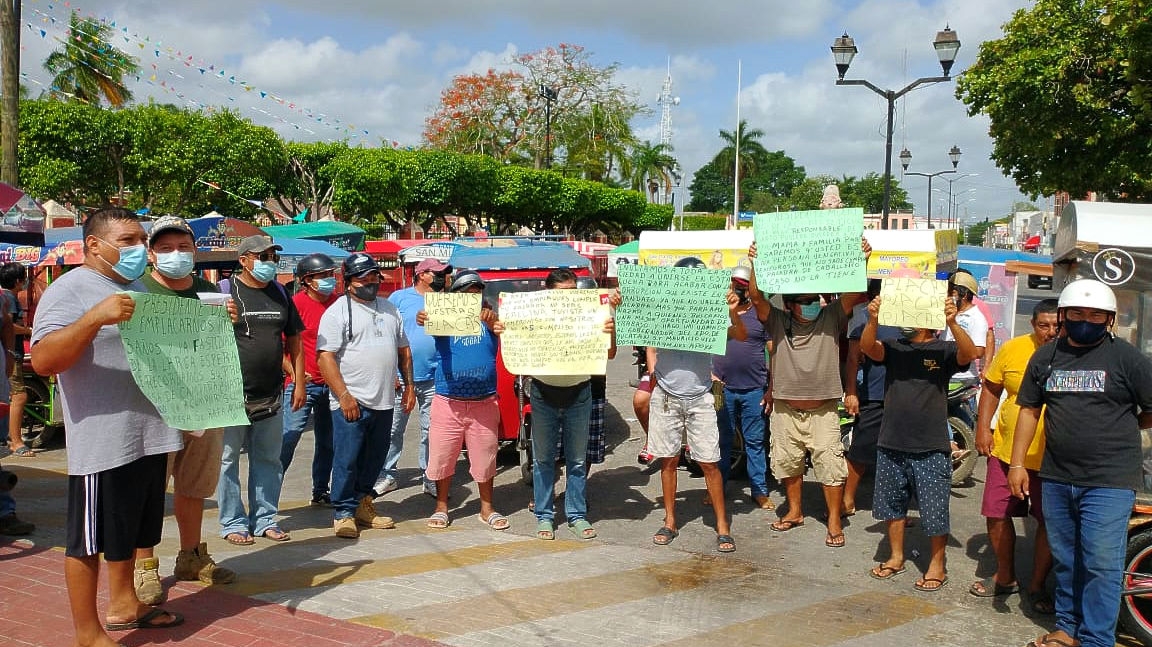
[261,220,366,252]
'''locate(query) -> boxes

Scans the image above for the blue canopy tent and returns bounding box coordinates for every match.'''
[448,241,591,272]
[273,237,350,275]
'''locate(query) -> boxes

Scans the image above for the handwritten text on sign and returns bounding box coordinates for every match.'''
[615,264,731,355]
[118,292,249,430]
[752,208,866,294]
[498,289,611,375]
[878,278,949,330]
[423,292,482,337]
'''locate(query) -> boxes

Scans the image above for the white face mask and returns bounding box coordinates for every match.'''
[153,251,195,279]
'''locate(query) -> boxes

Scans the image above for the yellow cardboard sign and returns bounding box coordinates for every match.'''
[498,290,611,376]
[878,278,948,330]
[423,292,482,337]
[867,250,937,279]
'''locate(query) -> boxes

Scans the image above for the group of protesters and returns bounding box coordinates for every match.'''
[10,205,1152,647]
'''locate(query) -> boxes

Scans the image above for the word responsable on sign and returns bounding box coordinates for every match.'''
[118,292,249,430]
[498,289,611,375]
[615,264,731,355]
[423,292,482,337]
[752,208,866,294]
[878,278,949,330]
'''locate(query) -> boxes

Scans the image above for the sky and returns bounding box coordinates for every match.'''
[17,0,1036,224]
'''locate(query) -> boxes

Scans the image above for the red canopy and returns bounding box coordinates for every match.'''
[1024,235,1041,250]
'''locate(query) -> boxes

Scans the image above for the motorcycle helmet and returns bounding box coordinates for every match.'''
[449,269,485,292]
[674,256,706,269]
[575,276,598,290]
[341,252,380,279]
[1058,278,1117,312]
[295,253,337,278]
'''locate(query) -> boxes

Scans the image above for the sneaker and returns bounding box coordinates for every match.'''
[133,557,166,605]
[372,476,397,499]
[422,481,438,498]
[310,492,331,507]
[0,512,34,536]
[334,517,359,539]
[174,542,236,584]
[355,495,395,529]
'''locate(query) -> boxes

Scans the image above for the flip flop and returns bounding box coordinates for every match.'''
[1029,590,1056,615]
[568,518,597,540]
[260,526,290,542]
[870,564,906,580]
[104,607,184,631]
[536,520,555,540]
[11,446,34,457]
[652,526,678,546]
[716,534,736,553]
[914,576,950,592]
[224,531,254,546]
[969,577,1019,597]
[770,518,804,532]
[426,511,450,529]
[825,532,845,548]
[753,495,775,510]
[1028,633,1079,647]
[479,512,509,531]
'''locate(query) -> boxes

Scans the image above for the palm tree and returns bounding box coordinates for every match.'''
[712,119,768,183]
[44,12,139,107]
[627,141,677,202]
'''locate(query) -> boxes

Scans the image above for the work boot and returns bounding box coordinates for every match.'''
[0,512,34,536]
[133,557,166,605]
[174,542,236,584]
[334,517,359,539]
[355,495,395,529]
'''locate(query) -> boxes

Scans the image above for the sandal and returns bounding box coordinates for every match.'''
[914,576,950,592]
[479,512,510,531]
[825,532,845,548]
[426,511,450,529]
[10,445,34,457]
[652,526,678,546]
[716,534,736,553]
[224,531,254,546]
[1029,590,1056,615]
[568,519,597,540]
[260,526,290,542]
[870,564,906,580]
[536,520,555,541]
[1028,632,1079,647]
[770,518,804,532]
[968,577,1019,597]
[104,607,184,631]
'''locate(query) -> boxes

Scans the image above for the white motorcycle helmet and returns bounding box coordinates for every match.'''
[1057,278,1117,313]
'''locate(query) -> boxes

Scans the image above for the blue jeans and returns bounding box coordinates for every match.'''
[530,381,592,524]
[718,386,769,495]
[280,383,334,498]
[1043,479,1135,647]
[0,466,14,516]
[331,406,394,519]
[219,413,285,537]
[379,379,435,484]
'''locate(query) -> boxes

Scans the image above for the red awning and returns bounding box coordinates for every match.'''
[1023,235,1041,250]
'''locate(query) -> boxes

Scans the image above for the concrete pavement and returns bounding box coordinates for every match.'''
[0,349,1140,647]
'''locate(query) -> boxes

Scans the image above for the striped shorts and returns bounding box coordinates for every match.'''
[66,453,167,561]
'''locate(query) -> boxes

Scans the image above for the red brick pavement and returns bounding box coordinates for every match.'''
[0,540,447,647]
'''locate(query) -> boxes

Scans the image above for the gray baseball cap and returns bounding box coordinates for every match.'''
[237,235,281,256]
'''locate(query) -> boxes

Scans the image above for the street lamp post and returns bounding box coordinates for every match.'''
[939,172,978,227]
[831,26,961,230]
[538,84,558,169]
[902,145,961,229]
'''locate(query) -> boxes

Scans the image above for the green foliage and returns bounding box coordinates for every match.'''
[43,12,139,107]
[633,203,673,231]
[787,173,911,213]
[956,0,1152,200]
[965,216,1012,245]
[678,214,728,231]
[687,122,804,212]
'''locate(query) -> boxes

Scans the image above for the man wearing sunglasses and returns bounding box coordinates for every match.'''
[218,235,305,546]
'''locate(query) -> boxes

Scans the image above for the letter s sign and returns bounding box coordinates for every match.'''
[1092,248,1136,286]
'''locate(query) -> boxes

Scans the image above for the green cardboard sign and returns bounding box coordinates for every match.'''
[615,264,730,355]
[118,292,249,430]
[753,208,866,294]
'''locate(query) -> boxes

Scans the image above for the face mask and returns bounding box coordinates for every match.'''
[734,286,749,304]
[250,260,278,283]
[313,277,337,296]
[97,238,147,281]
[799,301,822,320]
[153,251,195,279]
[351,283,380,301]
[1064,319,1109,345]
[899,327,919,340]
[430,274,446,292]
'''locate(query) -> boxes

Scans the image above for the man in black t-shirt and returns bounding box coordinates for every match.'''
[1009,279,1152,647]
[217,235,305,546]
[859,292,978,592]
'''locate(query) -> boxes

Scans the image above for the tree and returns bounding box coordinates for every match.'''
[712,120,768,184]
[627,141,677,202]
[685,162,731,212]
[688,147,804,213]
[43,13,139,107]
[0,0,20,184]
[956,0,1152,200]
[788,174,911,213]
[268,141,349,221]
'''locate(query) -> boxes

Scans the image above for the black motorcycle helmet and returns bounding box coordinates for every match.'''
[449,269,485,293]
[341,252,379,279]
[674,256,706,269]
[295,253,337,278]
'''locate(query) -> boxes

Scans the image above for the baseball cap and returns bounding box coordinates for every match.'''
[237,235,282,256]
[415,258,449,274]
[148,215,195,246]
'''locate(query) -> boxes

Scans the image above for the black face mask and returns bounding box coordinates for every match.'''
[430,274,447,292]
[351,283,380,301]
[734,286,749,304]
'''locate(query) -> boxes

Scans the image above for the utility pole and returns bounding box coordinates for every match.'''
[0,0,20,186]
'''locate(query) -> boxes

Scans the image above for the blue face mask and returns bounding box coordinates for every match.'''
[799,301,823,321]
[98,238,147,282]
[250,260,279,283]
[313,277,337,296]
[154,251,195,279]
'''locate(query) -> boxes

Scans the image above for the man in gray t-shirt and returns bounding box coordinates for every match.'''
[31,208,184,643]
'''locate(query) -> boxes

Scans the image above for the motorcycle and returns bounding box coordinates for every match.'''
[947,378,980,486]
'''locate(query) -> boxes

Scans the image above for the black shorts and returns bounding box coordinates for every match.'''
[66,453,168,561]
[846,402,883,465]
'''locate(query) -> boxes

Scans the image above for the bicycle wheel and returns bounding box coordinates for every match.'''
[21,376,59,449]
[1120,528,1152,646]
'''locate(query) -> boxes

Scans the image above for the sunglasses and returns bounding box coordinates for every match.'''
[248,252,281,263]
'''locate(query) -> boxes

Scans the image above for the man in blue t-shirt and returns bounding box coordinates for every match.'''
[416,270,508,531]
[375,257,450,498]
